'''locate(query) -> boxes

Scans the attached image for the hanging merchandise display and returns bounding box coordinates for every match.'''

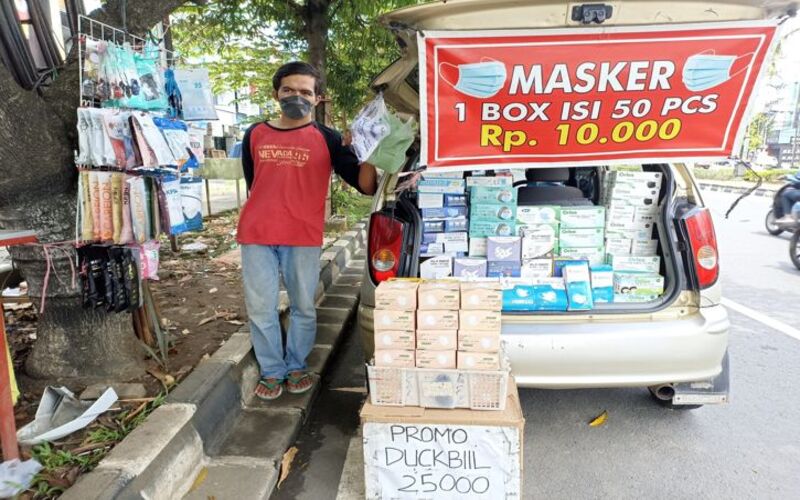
[180,177,203,232]
[173,68,218,121]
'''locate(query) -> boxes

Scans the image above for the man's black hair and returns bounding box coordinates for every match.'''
[272,61,322,95]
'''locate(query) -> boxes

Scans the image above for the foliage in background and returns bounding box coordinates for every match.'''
[744,111,775,155]
[744,168,798,183]
[172,0,420,127]
[331,179,372,224]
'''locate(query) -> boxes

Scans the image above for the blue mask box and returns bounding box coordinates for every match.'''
[445,218,469,233]
[590,264,614,303]
[563,263,594,311]
[444,194,468,207]
[421,206,468,219]
[418,178,466,194]
[553,258,589,277]
[502,279,568,311]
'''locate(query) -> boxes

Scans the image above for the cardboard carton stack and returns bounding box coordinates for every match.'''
[458,281,503,370]
[373,280,418,367]
[603,170,665,302]
[517,205,559,279]
[417,174,468,279]
[464,182,518,276]
[416,280,460,369]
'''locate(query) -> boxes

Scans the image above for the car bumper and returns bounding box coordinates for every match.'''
[358,304,729,389]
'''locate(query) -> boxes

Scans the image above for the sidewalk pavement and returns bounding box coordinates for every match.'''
[63,222,368,500]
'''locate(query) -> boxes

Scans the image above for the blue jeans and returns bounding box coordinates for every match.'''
[781,188,800,216]
[241,245,321,379]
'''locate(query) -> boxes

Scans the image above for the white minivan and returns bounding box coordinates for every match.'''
[357,0,795,409]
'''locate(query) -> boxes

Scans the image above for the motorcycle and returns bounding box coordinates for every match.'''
[764,179,799,236]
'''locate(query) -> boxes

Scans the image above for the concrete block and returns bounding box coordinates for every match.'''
[316,307,352,326]
[61,468,130,500]
[80,383,146,401]
[315,323,341,346]
[184,460,278,500]
[249,374,320,421]
[326,283,362,298]
[335,435,366,500]
[334,274,362,286]
[319,295,358,311]
[209,331,252,366]
[307,345,333,375]
[212,409,301,462]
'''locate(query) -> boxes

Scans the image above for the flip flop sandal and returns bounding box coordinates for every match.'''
[255,378,283,401]
[286,372,313,394]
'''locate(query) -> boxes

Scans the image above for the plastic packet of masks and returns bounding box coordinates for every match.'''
[87,108,116,166]
[120,176,134,244]
[134,43,169,111]
[127,176,148,243]
[180,177,203,231]
[88,171,102,240]
[78,171,94,241]
[76,108,92,164]
[103,110,137,169]
[131,113,175,166]
[350,94,390,162]
[96,172,114,241]
[153,117,191,165]
[157,175,187,235]
[111,173,124,243]
[141,240,161,280]
[367,111,416,174]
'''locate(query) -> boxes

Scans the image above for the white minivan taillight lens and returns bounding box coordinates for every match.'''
[684,208,719,289]
[368,212,405,283]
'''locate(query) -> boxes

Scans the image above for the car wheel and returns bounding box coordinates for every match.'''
[648,386,703,410]
[790,230,800,271]
[765,209,783,236]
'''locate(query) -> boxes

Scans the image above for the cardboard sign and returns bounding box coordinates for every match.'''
[363,422,521,499]
[419,21,778,169]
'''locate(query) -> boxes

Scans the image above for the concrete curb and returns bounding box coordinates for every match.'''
[698,181,778,197]
[63,220,369,500]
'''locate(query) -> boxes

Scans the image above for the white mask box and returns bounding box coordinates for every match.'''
[374,349,415,368]
[416,330,458,351]
[374,280,419,310]
[418,280,461,310]
[416,349,457,369]
[374,330,416,350]
[417,310,459,330]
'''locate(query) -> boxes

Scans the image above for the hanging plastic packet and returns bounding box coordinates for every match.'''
[79,171,94,241]
[126,244,143,308]
[89,171,101,241]
[366,112,416,174]
[78,245,107,308]
[135,42,168,111]
[96,172,114,241]
[111,173,124,243]
[159,174,187,235]
[153,117,191,166]
[350,94,391,162]
[127,176,148,243]
[141,240,161,280]
[164,67,183,119]
[120,246,140,311]
[117,43,142,108]
[82,39,107,100]
[180,177,203,232]
[131,113,175,166]
[120,176,134,244]
[76,108,92,165]
[186,124,205,165]
[87,109,113,166]
[101,43,123,107]
[143,177,156,238]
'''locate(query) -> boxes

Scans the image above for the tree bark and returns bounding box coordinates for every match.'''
[0,0,199,383]
[305,0,331,124]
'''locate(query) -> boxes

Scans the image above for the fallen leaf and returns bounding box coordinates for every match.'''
[181,329,190,335]
[226,320,245,326]
[589,410,608,427]
[198,316,216,326]
[278,446,299,488]
[188,467,208,492]
[208,287,218,294]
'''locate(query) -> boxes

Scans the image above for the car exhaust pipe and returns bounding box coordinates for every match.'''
[650,384,675,401]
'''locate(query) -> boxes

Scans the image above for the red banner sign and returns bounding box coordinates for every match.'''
[419,22,778,169]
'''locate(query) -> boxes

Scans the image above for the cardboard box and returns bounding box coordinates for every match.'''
[469,220,516,238]
[457,351,501,370]
[420,242,445,255]
[502,278,568,311]
[487,261,521,278]
[613,272,665,301]
[416,330,458,351]
[460,281,503,310]
[416,349,457,369]
[421,206,468,219]
[563,262,594,311]
[470,186,517,204]
[420,256,452,279]
[466,175,513,187]
[609,255,661,273]
[606,227,653,241]
[558,227,604,248]
[632,239,659,256]
[418,280,460,310]
[445,218,469,233]
[417,310,459,330]
[471,203,516,222]
[444,193,468,207]
[521,258,553,278]
[559,207,606,228]
[553,258,589,277]
[374,330,416,350]
[459,309,502,332]
[516,205,559,225]
[453,257,488,278]
[606,205,636,224]
[422,172,463,180]
[487,236,522,262]
[418,179,466,194]
[374,280,419,310]
[609,170,663,185]
[605,237,632,256]
[468,237,487,257]
[520,223,558,259]
[423,220,446,233]
[374,349,415,368]
[633,211,657,226]
[605,217,654,233]
[558,246,605,266]
[458,330,502,352]
[373,309,415,332]
[417,193,443,209]
[590,264,614,303]
[361,379,524,499]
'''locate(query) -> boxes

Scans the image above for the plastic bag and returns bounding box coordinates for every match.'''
[89,171,101,241]
[141,240,160,280]
[180,177,203,232]
[164,67,183,119]
[173,68,218,121]
[127,176,147,243]
[366,112,416,174]
[350,94,390,162]
[134,42,168,111]
[79,171,94,241]
[96,172,114,241]
[131,113,174,166]
[0,459,42,498]
[153,117,191,165]
[103,110,136,169]
[120,176,134,244]
[111,173,124,243]
[160,175,187,235]
[76,108,92,165]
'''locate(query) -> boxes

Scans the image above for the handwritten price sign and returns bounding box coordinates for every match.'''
[419,22,778,169]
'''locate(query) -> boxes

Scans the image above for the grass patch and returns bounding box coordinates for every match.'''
[331,181,372,226]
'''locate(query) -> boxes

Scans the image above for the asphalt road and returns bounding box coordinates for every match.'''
[280,187,800,500]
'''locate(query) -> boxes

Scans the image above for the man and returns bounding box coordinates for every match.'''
[776,171,800,223]
[237,61,377,400]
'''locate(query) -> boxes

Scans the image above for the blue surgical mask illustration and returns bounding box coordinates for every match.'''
[439,58,507,98]
[682,50,753,92]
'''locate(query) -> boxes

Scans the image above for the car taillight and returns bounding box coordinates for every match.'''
[368,212,405,283]
[684,208,719,289]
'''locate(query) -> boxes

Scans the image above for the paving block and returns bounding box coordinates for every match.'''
[80,383,146,401]
[335,435,366,500]
[315,323,341,346]
[184,460,278,500]
[307,345,333,375]
[326,283,362,298]
[334,274,362,286]
[61,468,130,500]
[319,294,358,311]
[316,306,352,325]
[211,409,301,462]
[210,331,253,366]
[249,374,321,420]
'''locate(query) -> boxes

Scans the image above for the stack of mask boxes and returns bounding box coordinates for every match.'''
[418,174,469,279]
[373,280,418,368]
[458,281,503,370]
[555,206,610,305]
[464,181,518,278]
[516,206,559,279]
[603,171,665,302]
[416,280,460,369]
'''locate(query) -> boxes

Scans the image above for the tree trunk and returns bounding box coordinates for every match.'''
[0,0,198,383]
[306,0,331,124]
